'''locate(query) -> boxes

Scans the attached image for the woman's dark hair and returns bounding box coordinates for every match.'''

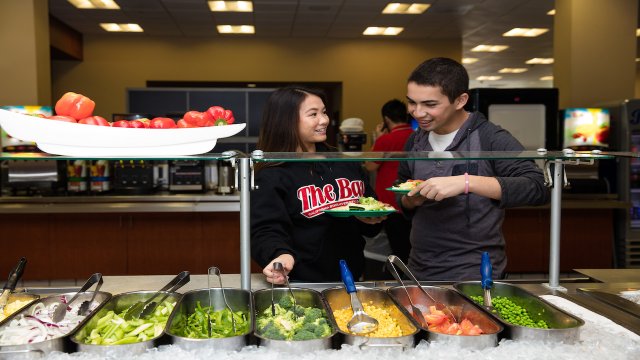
[381,99,408,124]
[255,85,328,170]
[407,57,469,103]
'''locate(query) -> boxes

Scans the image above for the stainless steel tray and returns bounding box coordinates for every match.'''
[0,291,111,358]
[253,287,336,352]
[454,281,584,343]
[322,286,418,349]
[71,290,181,356]
[577,287,640,317]
[387,285,502,349]
[166,288,253,350]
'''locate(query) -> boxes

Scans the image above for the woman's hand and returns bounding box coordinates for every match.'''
[263,254,295,284]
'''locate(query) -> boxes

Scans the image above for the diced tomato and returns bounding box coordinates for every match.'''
[149,117,177,129]
[424,313,447,326]
[78,116,109,126]
[54,92,95,120]
[47,115,77,123]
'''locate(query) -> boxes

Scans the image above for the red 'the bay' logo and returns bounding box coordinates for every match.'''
[297,178,364,218]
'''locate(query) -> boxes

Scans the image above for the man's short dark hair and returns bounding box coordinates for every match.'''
[407,57,469,103]
[381,99,408,124]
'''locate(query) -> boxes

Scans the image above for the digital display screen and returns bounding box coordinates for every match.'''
[562,108,610,149]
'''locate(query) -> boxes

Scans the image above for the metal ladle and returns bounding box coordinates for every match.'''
[481,252,494,312]
[339,259,378,335]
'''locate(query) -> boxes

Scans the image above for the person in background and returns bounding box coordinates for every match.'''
[364,99,414,263]
[251,85,384,284]
[398,57,550,281]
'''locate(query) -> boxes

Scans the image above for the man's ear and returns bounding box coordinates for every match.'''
[456,93,469,110]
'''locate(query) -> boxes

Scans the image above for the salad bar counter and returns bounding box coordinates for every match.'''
[0,273,637,360]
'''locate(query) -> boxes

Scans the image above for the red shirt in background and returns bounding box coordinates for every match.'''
[371,123,414,210]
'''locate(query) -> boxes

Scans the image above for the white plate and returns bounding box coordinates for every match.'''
[0,109,246,156]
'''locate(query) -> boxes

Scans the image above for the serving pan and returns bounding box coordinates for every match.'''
[253,287,336,352]
[166,288,253,351]
[387,285,502,349]
[577,287,640,318]
[0,291,111,358]
[322,286,418,349]
[0,293,39,325]
[454,281,584,343]
[71,290,181,357]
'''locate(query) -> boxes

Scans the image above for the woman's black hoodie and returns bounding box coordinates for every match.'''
[250,149,381,282]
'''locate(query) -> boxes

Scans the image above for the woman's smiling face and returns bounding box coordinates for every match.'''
[297,93,329,152]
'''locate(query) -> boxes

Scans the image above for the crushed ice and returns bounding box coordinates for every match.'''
[43,296,640,360]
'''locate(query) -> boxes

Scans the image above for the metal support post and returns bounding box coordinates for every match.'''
[547,159,564,290]
[238,157,251,290]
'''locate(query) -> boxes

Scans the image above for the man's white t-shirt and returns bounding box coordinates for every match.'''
[428,130,459,151]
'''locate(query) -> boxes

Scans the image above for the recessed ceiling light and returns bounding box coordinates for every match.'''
[68,0,119,9]
[499,68,528,74]
[462,58,478,64]
[526,58,554,64]
[503,28,549,37]
[547,9,555,15]
[100,23,143,32]
[540,76,554,81]
[636,28,640,36]
[476,76,502,81]
[471,45,508,52]
[208,1,253,12]
[382,3,430,14]
[217,25,255,34]
[363,27,404,36]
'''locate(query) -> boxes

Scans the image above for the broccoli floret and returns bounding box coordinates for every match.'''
[278,296,294,310]
[303,307,323,323]
[257,319,287,340]
[316,318,328,326]
[292,329,316,341]
[292,305,305,317]
[313,323,332,338]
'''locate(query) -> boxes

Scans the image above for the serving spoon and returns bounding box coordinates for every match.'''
[339,259,378,335]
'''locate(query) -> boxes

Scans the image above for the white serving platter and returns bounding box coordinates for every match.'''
[0,109,246,157]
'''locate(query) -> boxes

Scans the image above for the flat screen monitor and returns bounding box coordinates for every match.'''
[562,108,610,149]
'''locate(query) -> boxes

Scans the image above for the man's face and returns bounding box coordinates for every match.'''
[406,82,465,135]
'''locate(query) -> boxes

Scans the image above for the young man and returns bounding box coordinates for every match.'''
[398,57,550,281]
[365,99,414,262]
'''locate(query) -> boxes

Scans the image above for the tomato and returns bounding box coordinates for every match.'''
[423,313,447,326]
[78,116,109,126]
[128,120,146,128]
[54,92,95,120]
[183,111,208,127]
[111,120,130,128]
[48,115,77,123]
[149,117,177,129]
[177,119,195,128]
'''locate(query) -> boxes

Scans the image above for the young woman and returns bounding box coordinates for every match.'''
[251,86,384,284]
